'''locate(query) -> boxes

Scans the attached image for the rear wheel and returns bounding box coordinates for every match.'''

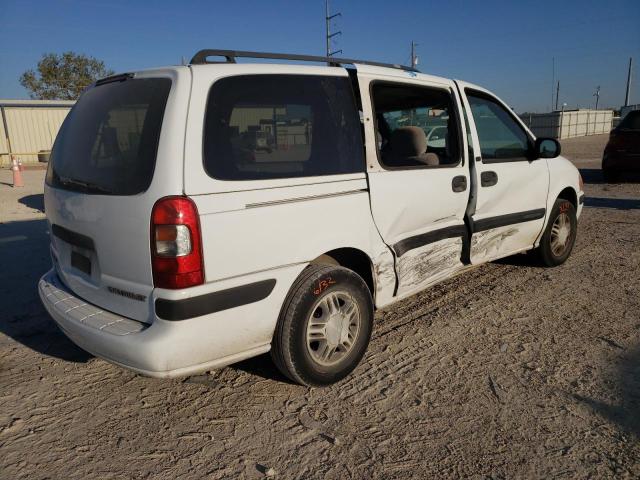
[534,198,577,267]
[271,264,374,387]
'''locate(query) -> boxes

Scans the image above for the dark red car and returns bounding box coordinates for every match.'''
[602,110,640,182]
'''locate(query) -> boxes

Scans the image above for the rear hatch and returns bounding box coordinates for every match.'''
[44,72,180,323]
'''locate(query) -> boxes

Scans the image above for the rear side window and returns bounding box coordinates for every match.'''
[371,82,461,168]
[47,77,171,195]
[203,75,364,180]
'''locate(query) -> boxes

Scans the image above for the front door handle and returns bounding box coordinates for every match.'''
[481,171,498,187]
[452,175,467,192]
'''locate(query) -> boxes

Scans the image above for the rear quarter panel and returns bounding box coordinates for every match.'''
[184,64,396,309]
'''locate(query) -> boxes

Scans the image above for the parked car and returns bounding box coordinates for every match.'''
[603,110,640,182]
[39,50,584,386]
[426,125,447,148]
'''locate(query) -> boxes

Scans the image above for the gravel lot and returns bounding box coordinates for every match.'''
[1,134,638,479]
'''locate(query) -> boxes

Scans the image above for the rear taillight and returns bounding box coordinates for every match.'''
[151,196,204,289]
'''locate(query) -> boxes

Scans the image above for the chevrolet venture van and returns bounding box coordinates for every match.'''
[39,50,584,386]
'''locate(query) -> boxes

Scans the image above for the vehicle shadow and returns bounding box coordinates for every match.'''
[230,353,297,385]
[571,344,640,439]
[580,168,640,184]
[584,197,640,210]
[579,168,605,184]
[18,193,45,213]
[492,251,543,268]
[0,218,91,362]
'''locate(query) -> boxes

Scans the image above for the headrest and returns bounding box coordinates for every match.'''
[389,126,427,157]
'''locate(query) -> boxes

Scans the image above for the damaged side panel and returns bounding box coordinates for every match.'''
[396,237,464,297]
[372,246,397,308]
[471,227,518,262]
[470,220,543,264]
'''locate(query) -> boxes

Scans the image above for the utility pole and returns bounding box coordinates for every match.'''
[555,80,560,111]
[559,102,567,139]
[325,0,342,62]
[593,86,600,110]
[624,57,633,106]
[410,41,419,69]
[551,57,555,112]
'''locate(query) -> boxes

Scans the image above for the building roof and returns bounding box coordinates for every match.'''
[0,99,75,108]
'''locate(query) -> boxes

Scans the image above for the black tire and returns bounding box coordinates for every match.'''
[533,197,577,267]
[271,264,374,387]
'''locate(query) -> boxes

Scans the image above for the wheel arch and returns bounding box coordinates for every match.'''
[310,248,375,302]
[557,186,578,208]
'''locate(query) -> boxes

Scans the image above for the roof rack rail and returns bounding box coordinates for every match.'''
[189,49,418,72]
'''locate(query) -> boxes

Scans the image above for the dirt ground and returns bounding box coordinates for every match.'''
[1,134,639,479]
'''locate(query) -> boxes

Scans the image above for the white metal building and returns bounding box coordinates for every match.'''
[0,99,74,166]
[520,109,614,140]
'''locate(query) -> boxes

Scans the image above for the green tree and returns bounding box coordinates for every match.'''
[20,52,114,100]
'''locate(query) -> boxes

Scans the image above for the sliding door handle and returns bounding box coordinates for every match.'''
[481,171,498,187]
[452,175,467,192]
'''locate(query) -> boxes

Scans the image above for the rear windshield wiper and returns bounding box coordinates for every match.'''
[57,176,113,194]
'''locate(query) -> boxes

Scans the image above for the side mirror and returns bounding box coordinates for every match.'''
[534,137,561,159]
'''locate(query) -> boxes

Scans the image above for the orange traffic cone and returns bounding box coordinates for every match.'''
[11,157,24,187]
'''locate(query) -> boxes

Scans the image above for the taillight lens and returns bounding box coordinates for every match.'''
[151,196,204,289]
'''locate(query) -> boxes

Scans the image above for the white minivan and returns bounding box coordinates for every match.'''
[39,50,584,386]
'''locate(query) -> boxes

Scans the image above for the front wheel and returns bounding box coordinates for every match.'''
[533,198,577,267]
[271,264,374,387]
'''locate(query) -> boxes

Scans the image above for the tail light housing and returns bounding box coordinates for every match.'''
[151,196,204,289]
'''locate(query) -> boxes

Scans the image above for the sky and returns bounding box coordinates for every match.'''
[0,0,639,113]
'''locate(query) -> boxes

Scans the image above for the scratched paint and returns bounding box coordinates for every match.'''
[396,237,463,295]
[372,249,396,308]
[471,227,518,262]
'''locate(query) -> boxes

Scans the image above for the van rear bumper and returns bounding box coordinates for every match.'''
[38,269,273,377]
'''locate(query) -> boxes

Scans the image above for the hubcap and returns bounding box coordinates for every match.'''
[306,291,361,367]
[550,212,572,257]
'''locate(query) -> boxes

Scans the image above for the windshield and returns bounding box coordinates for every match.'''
[46,77,171,195]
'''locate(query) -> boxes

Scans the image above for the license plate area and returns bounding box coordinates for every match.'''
[71,250,92,276]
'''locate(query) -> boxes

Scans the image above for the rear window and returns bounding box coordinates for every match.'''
[46,77,171,195]
[618,111,640,130]
[203,74,364,181]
